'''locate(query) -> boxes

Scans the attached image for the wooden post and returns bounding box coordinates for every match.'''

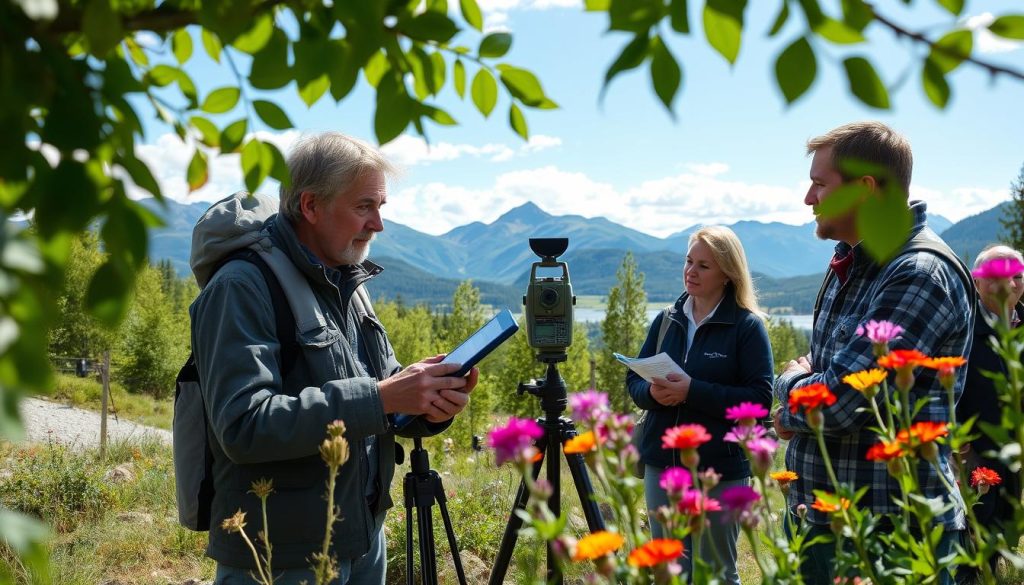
[100,350,110,458]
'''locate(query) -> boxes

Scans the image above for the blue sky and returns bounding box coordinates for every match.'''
[134,0,1024,238]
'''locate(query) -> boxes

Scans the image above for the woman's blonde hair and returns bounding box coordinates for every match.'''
[688,226,761,314]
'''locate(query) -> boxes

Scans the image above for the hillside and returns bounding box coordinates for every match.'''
[939,201,1013,263]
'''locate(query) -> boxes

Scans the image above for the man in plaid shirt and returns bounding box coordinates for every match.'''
[772,121,973,583]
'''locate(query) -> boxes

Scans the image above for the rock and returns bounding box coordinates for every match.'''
[116,511,153,525]
[104,462,135,484]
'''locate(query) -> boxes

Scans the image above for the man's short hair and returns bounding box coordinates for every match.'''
[279,132,398,222]
[974,243,1024,269]
[806,121,913,197]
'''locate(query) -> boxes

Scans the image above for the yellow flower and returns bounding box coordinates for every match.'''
[843,369,887,392]
[563,431,597,455]
[572,530,625,561]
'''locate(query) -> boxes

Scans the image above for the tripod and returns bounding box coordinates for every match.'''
[403,438,467,585]
[488,357,606,585]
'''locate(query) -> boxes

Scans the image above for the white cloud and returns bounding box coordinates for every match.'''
[911,185,1010,221]
[379,134,560,166]
[964,13,1023,54]
[478,0,581,27]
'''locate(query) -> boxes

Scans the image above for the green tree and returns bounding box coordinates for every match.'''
[438,281,488,448]
[1000,163,1024,252]
[48,231,116,361]
[765,317,810,376]
[597,252,648,413]
[115,264,187,398]
[374,298,438,367]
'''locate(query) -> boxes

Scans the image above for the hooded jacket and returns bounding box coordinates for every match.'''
[627,289,774,480]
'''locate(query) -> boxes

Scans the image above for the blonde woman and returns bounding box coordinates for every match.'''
[627,226,773,584]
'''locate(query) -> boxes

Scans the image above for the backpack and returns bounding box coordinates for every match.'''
[173,192,375,531]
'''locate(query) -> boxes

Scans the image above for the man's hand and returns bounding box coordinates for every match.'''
[649,371,692,407]
[782,355,812,378]
[772,404,795,441]
[378,355,478,422]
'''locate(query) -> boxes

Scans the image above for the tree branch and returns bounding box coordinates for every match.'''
[869,5,1024,82]
[41,0,284,36]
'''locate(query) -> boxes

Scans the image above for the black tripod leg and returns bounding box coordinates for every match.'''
[564,450,606,532]
[487,440,547,585]
[405,477,415,585]
[416,504,437,585]
[436,484,468,585]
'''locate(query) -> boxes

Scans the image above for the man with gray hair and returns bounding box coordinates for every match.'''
[191,132,477,584]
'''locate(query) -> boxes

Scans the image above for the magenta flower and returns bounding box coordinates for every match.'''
[678,489,722,515]
[719,485,761,513]
[569,390,610,423]
[488,417,543,466]
[659,467,693,498]
[746,436,778,475]
[596,413,635,445]
[725,402,769,426]
[856,320,904,345]
[972,256,1024,279]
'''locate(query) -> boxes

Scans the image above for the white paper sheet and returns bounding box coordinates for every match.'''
[612,352,685,384]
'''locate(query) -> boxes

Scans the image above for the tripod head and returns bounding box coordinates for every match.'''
[516,359,569,424]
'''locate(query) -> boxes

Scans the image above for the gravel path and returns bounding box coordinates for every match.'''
[18,397,172,449]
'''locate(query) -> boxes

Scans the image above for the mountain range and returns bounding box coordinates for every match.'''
[141,197,1008,310]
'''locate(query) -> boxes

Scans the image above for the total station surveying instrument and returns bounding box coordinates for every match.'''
[489,238,606,585]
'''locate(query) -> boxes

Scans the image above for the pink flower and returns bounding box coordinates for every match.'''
[856,320,904,345]
[677,489,721,515]
[972,256,1024,279]
[596,413,634,445]
[725,402,769,426]
[569,390,609,423]
[659,467,692,498]
[488,417,543,466]
[724,424,766,444]
[745,436,778,475]
[719,485,761,513]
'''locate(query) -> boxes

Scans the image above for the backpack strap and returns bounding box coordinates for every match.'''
[253,246,326,337]
[654,306,673,354]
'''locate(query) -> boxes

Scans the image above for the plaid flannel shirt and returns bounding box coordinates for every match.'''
[773,201,973,528]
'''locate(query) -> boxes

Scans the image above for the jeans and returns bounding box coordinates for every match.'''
[645,465,746,585]
[213,524,386,585]
[789,514,967,585]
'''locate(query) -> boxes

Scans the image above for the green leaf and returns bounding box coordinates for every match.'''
[202,29,223,63]
[172,29,193,64]
[479,32,513,58]
[374,74,413,144]
[842,0,873,31]
[498,65,556,109]
[125,37,149,66]
[934,0,964,16]
[774,36,816,104]
[364,51,389,87]
[187,150,209,192]
[241,139,270,193]
[454,59,466,98]
[460,0,483,31]
[421,104,458,126]
[298,74,330,107]
[265,142,291,188]
[400,11,459,43]
[250,29,291,90]
[603,33,649,94]
[585,0,611,10]
[190,116,221,147]
[703,0,746,64]
[119,154,160,197]
[471,68,498,118]
[407,49,431,101]
[609,0,665,33]
[843,57,889,109]
[82,0,123,56]
[989,15,1024,40]
[856,191,912,263]
[85,261,132,327]
[328,39,360,101]
[232,13,274,54]
[220,119,248,153]
[814,16,865,44]
[815,183,869,218]
[649,37,681,113]
[922,57,950,109]
[201,87,240,114]
[147,64,181,87]
[670,0,690,33]
[253,100,293,130]
[33,160,101,238]
[429,52,446,94]
[102,199,149,269]
[768,0,789,36]
[928,29,972,74]
[509,103,528,140]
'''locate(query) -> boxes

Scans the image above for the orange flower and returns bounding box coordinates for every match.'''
[788,383,837,414]
[627,538,684,567]
[564,431,597,454]
[876,349,929,370]
[843,369,888,392]
[811,495,851,513]
[970,467,1002,488]
[572,530,625,561]
[662,424,713,450]
[922,356,967,374]
[898,421,948,445]
[866,440,906,461]
[770,470,799,485]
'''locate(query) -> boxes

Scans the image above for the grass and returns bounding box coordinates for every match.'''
[32,374,173,430]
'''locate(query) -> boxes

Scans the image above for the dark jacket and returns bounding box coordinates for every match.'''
[191,214,445,568]
[627,289,774,480]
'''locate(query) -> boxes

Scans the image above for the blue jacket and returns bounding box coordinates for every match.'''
[627,289,774,480]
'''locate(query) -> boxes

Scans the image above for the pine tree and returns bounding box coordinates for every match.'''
[597,252,649,413]
[1000,163,1024,252]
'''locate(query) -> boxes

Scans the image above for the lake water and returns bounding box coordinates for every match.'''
[571,308,814,331]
